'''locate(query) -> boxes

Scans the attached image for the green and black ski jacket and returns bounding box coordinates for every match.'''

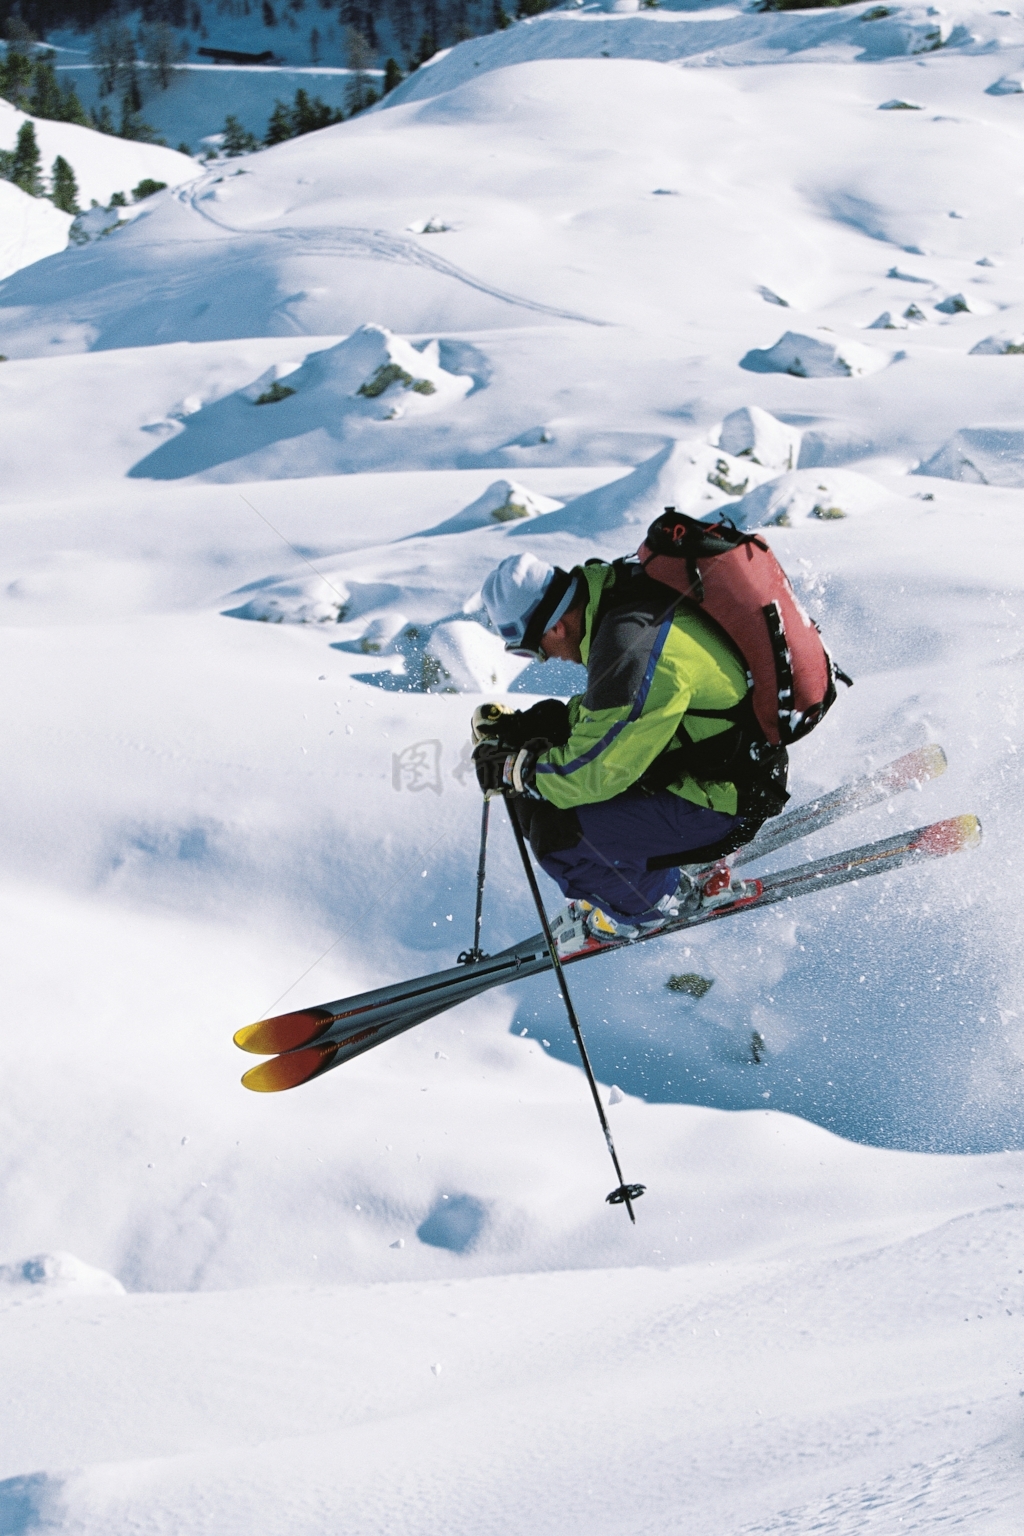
[534,561,749,815]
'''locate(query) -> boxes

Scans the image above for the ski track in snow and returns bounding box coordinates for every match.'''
[182,177,612,328]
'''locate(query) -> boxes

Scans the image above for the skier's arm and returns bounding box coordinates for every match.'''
[534,620,692,809]
[534,697,686,807]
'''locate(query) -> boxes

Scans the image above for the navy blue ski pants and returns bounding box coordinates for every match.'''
[537,787,743,921]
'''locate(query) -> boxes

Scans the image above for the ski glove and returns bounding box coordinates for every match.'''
[473,739,541,798]
[471,702,514,745]
[470,698,571,750]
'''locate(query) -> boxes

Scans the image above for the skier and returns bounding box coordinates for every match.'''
[471,550,792,950]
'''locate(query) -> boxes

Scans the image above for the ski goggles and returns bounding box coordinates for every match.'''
[499,570,578,659]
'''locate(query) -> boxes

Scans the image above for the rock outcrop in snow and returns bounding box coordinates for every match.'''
[129,325,475,481]
[867,311,909,331]
[519,440,778,542]
[728,468,894,529]
[717,406,800,472]
[986,73,1024,94]
[740,331,890,379]
[225,575,401,627]
[422,479,564,537]
[245,326,473,421]
[969,334,1024,355]
[916,428,1024,486]
[934,292,989,316]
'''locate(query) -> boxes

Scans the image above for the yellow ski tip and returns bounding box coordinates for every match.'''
[241,1042,340,1093]
[917,742,948,778]
[885,742,947,788]
[234,1006,336,1056]
[915,813,982,857]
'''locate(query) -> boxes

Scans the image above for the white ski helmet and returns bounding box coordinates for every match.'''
[481,554,578,657]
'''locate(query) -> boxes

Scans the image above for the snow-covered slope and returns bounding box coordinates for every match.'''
[2,6,1024,1531]
[0,101,197,277]
[388,0,1007,105]
[0,98,196,208]
[0,178,71,281]
[1,1178,1018,1534]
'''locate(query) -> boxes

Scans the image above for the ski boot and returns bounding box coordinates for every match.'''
[550,895,691,955]
[549,900,641,956]
[693,860,762,912]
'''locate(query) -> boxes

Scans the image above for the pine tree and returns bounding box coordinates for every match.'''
[291,87,316,133]
[0,25,34,110]
[58,80,89,126]
[132,178,168,201]
[91,21,137,99]
[119,87,159,143]
[50,154,80,214]
[29,56,63,120]
[383,57,402,94]
[265,98,295,145]
[11,120,43,197]
[493,0,511,28]
[222,114,259,155]
[344,26,373,115]
[292,87,342,134]
[139,22,187,90]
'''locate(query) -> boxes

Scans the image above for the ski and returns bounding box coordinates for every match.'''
[236,811,980,1094]
[235,744,945,1064]
[728,742,947,870]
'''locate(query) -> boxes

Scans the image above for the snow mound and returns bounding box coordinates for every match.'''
[867,311,909,331]
[67,201,142,246]
[934,292,989,316]
[357,611,409,655]
[0,1251,124,1299]
[422,479,564,536]
[0,180,72,282]
[916,427,1024,485]
[740,331,890,379]
[237,359,305,403]
[986,74,1024,94]
[969,333,1024,355]
[225,576,400,627]
[727,468,894,530]
[717,406,800,472]
[246,325,472,420]
[522,440,778,541]
[423,620,527,693]
[129,325,474,481]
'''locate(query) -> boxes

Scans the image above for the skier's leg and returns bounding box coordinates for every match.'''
[538,788,743,920]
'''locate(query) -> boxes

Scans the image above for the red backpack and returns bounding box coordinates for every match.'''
[637,508,850,746]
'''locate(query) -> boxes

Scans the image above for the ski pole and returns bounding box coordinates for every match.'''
[458,798,490,965]
[506,799,645,1223]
